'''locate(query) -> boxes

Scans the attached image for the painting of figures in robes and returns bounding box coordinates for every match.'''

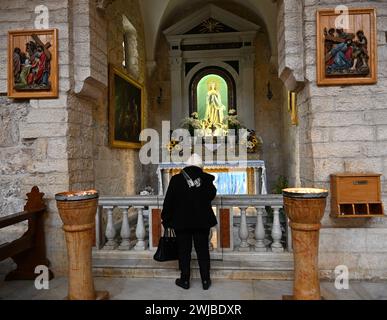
[8,29,58,98]
[317,8,377,86]
[109,65,144,149]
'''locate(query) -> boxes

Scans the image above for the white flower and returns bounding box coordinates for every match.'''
[191,112,199,119]
[174,144,183,151]
[239,139,247,146]
[247,141,255,149]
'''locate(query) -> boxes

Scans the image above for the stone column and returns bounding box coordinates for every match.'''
[240,52,255,130]
[169,52,183,129]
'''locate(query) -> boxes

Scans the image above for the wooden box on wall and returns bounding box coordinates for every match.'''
[330,173,384,218]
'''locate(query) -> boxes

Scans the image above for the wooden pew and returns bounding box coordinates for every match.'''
[0,186,54,281]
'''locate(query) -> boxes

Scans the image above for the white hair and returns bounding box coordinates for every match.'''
[185,153,203,168]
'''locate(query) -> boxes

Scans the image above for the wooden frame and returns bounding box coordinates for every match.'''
[317,8,377,86]
[7,29,58,98]
[108,64,144,149]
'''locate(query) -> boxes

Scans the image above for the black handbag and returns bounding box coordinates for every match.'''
[153,228,178,262]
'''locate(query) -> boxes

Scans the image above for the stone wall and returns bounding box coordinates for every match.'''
[92,0,148,196]
[278,0,387,278]
[281,87,301,187]
[277,0,305,88]
[0,0,149,274]
[254,31,286,191]
[0,0,72,272]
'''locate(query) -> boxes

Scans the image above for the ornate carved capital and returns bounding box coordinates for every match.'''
[169,57,182,70]
[241,54,255,68]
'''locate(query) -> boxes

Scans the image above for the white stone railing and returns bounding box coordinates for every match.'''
[95,195,290,253]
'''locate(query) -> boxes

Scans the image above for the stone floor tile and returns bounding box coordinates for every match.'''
[1,277,387,300]
[252,280,292,300]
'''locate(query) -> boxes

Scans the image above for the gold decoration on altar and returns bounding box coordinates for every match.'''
[240,130,263,153]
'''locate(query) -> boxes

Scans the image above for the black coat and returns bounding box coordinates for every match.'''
[161,166,218,230]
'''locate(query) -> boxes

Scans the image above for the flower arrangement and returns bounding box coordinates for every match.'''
[139,186,155,196]
[240,129,263,153]
[225,109,244,132]
[166,139,183,152]
[180,112,202,136]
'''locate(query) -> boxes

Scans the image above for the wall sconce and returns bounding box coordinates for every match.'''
[288,91,298,126]
[266,81,273,100]
[157,87,163,105]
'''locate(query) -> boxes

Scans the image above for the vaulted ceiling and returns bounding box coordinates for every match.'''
[139,0,278,62]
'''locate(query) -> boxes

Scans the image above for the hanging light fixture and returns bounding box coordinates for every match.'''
[266,81,273,100]
[157,87,163,105]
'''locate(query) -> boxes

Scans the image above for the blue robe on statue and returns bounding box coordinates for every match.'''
[327,43,352,74]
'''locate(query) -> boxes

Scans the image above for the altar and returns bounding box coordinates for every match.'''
[157,160,267,195]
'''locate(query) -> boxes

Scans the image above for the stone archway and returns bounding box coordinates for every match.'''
[188,66,237,117]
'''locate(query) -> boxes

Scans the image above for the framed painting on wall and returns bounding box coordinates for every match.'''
[7,29,58,98]
[109,65,144,149]
[317,8,377,86]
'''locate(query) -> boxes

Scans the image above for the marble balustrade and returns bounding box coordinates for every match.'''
[96,195,289,253]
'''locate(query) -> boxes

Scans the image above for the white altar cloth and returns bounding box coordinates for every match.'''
[156,160,267,195]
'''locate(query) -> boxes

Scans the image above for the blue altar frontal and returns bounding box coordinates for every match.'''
[157,160,267,195]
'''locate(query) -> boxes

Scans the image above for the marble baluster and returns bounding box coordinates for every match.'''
[238,207,250,251]
[104,206,117,250]
[254,167,260,195]
[261,167,268,195]
[95,206,102,250]
[271,206,284,252]
[254,206,267,252]
[119,206,131,250]
[134,207,147,250]
[209,227,214,251]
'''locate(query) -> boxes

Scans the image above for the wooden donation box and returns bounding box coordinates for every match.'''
[330,173,384,218]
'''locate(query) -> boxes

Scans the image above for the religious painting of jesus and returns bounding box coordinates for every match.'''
[316,8,377,86]
[7,29,58,98]
[109,65,144,149]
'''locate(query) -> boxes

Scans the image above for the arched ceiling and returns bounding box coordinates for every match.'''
[139,0,278,63]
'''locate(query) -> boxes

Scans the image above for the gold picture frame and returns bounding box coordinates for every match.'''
[7,29,59,99]
[109,65,144,149]
[316,8,377,86]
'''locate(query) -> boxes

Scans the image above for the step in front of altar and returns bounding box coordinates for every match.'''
[92,250,294,280]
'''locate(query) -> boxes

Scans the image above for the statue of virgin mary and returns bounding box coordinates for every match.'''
[204,80,226,128]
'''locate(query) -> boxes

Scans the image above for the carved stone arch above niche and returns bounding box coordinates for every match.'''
[164,4,260,130]
[189,66,237,117]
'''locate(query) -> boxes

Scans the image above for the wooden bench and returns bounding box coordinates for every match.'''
[0,186,54,281]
